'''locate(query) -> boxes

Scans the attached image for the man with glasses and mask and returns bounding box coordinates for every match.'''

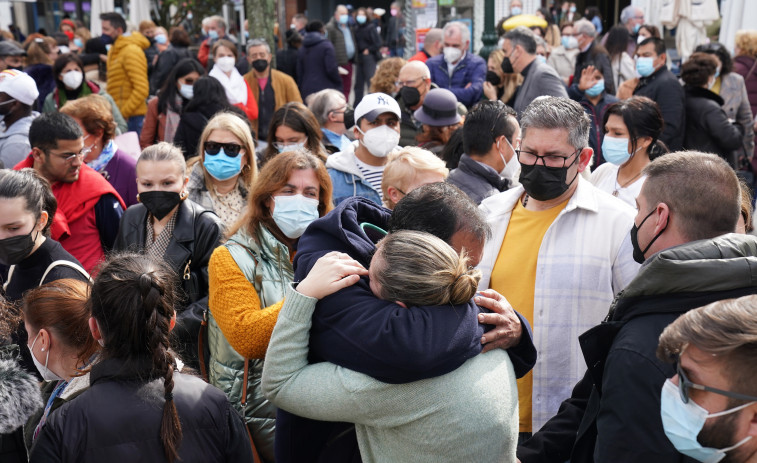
[656,296,757,463]
[306,88,352,154]
[326,92,402,205]
[502,27,568,118]
[243,39,302,145]
[0,70,39,168]
[476,96,639,444]
[519,151,756,463]
[396,60,433,146]
[427,21,486,108]
[14,112,125,273]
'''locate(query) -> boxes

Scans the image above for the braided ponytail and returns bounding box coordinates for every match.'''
[89,253,183,461]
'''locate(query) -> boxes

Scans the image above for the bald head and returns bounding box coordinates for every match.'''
[400,60,431,80]
[423,28,444,57]
[398,61,432,109]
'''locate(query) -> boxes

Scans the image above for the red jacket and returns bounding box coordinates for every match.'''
[409,50,431,63]
[15,156,125,272]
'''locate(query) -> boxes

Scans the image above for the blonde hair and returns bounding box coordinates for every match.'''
[381,147,448,209]
[191,112,257,191]
[372,230,481,306]
[657,295,757,396]
[735,30,757,57]
[75,27,91,43]
[138,142,187,177]
[370,57,407,94]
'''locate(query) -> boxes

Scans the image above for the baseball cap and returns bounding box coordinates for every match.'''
[0,41,26,57]
[0,70,40,106]
[354,93,401,123]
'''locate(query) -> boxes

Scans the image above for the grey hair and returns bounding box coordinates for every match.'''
[306,89,347,125]
[534,36,548,50]
[520,97,590,150]
[208,15,226,31]
[424,28,443,48]
[246,39,270,54]
[443,21,470,45]
[138,142,187,176]
[620,6,641,25]
[504,26,536,54]
[574,18,596,38]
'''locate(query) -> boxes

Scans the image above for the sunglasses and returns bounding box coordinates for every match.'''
[675,362,757,404]
[204,141,243,157]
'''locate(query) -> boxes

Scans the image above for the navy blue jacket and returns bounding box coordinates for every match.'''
[566,87,618,166]
[427,52,486,108]
[297,32,342,100]
[275,197,536,462]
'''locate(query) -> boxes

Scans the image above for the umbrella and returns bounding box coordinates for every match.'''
[502,14,547,32]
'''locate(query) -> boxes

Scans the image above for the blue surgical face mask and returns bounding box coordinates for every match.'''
[714,66,721,78]
[536,54,547,64]
[272,194,320,239]
[601,135,633,165]
[660,379,754,463]
[634,23,642,34]
[570,6,576,13]
[155,34,167,45]
[208,29,219,40]
[179,83,194,100]
[203,148,242,180]
[339,14,349,24]
[636,56,655,77]
[356,15,367,24]
[274,141,305,153]
[562,36,578,50]
[585,78,605,97]
[74,37,84,48]
[511,6,522,15]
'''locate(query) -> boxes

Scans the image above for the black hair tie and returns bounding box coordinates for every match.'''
[165,392,174,401]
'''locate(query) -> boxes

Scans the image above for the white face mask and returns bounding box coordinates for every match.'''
[29,332,64,382]
[443,46,463,64]
[179,84,194,100]
[357,124,400,158]
[62,70,84,90]
[498,137,521,181]
[216,56,236,73]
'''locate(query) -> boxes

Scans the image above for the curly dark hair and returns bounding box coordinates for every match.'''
[681,52,718,87]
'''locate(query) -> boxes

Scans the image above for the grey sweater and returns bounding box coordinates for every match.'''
[262,287,519,463]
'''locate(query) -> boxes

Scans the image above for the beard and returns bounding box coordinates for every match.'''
[697,408,744,463]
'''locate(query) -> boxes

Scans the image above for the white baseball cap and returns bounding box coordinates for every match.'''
[0,70,39,106]
[354,93,401,123]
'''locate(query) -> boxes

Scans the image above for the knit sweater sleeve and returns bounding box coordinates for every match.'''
[208,246,283,359]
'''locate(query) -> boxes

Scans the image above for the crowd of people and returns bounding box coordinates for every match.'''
[0,2,757,463]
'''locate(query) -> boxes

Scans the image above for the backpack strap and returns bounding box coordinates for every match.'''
[39,260,92,286]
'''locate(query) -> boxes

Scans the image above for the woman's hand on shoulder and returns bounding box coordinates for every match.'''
[296,251,368,300]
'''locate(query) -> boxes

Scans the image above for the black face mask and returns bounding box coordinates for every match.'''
[630,208,667,264]
[400,86,421,108]
[518,155,579,201]
[501,56,514,74]
[0,229,38,266]
[252,59,269,72]
[343,108,355,129]
[486,70,502,86]
[138,191,183,220]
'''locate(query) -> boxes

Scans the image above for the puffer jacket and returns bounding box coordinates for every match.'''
[106,32,150,118]
[683,85,744,167]
[208,225,288,463]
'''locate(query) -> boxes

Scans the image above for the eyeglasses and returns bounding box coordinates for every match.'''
[204,141,243,156]
[394,77,426,88]
[676,362,757,404]
[515,148,581,170]
[48,149,88,164]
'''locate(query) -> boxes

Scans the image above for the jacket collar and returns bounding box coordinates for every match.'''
[458,154,509,190]
[609,233,757,321]
[684,85,725,106]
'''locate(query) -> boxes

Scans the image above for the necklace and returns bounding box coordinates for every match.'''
[613,169,642,196]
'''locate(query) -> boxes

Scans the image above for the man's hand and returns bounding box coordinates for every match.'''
[476,289,523,353]
[578,65,598,91]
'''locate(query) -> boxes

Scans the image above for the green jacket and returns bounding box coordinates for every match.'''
[208,224,292,463]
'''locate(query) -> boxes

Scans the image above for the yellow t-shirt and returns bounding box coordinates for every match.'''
[489,196,569,432]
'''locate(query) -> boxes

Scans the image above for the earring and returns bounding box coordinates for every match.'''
[41,348,45,352]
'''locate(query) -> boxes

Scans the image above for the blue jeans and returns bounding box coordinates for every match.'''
[128,115,145,136]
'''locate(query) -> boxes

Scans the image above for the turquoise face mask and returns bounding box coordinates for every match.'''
[660,379,754,463]
[585,79,605,97]
[203,148,242,181]
[601,135,632,165]
[636,56,655,77]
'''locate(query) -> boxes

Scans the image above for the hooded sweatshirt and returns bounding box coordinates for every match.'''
[296,32,342,100]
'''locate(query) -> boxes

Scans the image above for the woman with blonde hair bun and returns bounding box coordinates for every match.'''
[262,229,518,462]
[381,146,448,209]
[186,112,258,228]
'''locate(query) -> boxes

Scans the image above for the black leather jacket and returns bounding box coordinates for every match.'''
[114,199,224,303]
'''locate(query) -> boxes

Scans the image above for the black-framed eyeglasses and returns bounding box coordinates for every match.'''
[204,141,243,157]
[515,147,581,170]
[676,362,757,404]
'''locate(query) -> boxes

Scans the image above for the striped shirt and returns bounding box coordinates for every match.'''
[355,157,384,197]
